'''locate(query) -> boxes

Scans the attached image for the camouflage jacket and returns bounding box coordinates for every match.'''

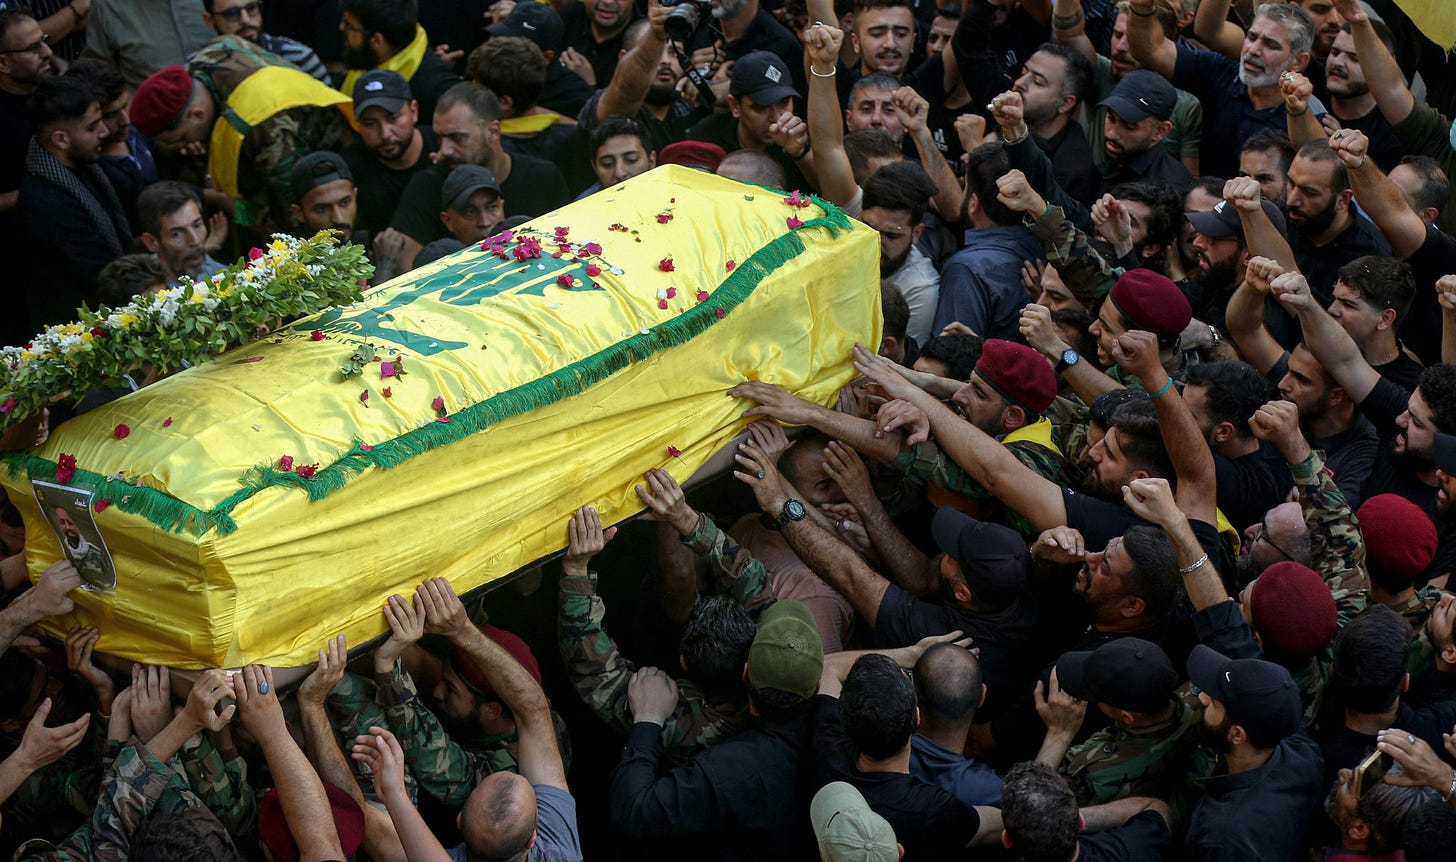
[1387,586,1443,632]
[374,663,573,809]
[180,733,257,846]
[882,435,1073,536]
[16,738,237,861]
[1291,451,1369,622]
[188,36,350,227]
[1062,700,1210,814]
[558,520,756,765]
[1024,204,1121,307]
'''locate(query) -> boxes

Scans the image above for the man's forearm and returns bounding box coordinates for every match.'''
[1298,303,1379,402]
[909,126,962,222]
[262,733,346,861]
[1166,515,1225,610]
[1061,360,1123,405]
[806,55,857,207]
[779,508,890,627]
[854,492,937,595]
[1349,13,1413,124]
[298,701,367,811]
[382,785,452,862]
[1347,158,1426,258]
[454,627,551,730]
[597,32,664,121]
[1192,0,1243,60]
[802,403,904,464]
[1145,375,1217,519]
[1239,210,1296,272]
[1080,796,1164,832]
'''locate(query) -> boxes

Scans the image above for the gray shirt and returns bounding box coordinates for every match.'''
[83,0,216,89]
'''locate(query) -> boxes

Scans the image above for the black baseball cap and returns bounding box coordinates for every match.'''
[1435,432,1456,475]
[290,151,353,201]
[487,2,564,55]
[730,51,798,105]
[1187,644,1303,747]
[1186,197,1288,240]
[441,164,501,211]
[352,69,412,116]
[1099,70,1177,123]
[1056,638,1178,714]
[930,507,1030,606]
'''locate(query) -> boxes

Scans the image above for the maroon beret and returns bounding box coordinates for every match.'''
[975,339,1057,414]
[1249,561,1337,661]
[658,140,726,173]
[258,783,364,862]
[1108,269,1192,339]
[1357,494,1437,585]
[449,624,541,701]
[130,65,194,137]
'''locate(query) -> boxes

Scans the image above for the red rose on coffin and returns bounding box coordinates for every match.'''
[667,445,682,458]
[113,423,130,439]
[278,455,294,472]
[56,453,77,483]
[295,464,318,479]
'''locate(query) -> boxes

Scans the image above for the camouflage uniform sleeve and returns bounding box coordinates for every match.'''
[1023,205,1122,305]
[681,512,772,614]
[240,107,347,230]
[43,738,200,862]
[377,663,492,809]
[884,439,996,507]
[180,735,258,846]
[558,570,639,736]
[1291,451,1369,619]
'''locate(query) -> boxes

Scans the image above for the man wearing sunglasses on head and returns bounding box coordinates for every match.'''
[198,0,329,83]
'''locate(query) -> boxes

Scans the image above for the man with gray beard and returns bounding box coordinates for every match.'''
[1125,0,1319,179]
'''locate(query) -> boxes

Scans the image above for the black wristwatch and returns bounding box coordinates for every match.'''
[772,499,807,529]
[1055,348,1081,373]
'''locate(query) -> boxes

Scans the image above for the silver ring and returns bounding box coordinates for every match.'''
[1408,734,1417,744]
[755,469,765,479]
[259,681,270,695]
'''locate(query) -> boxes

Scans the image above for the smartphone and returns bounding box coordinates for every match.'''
[1354,749,1394,797]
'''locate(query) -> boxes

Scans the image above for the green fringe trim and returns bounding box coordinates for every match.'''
[6,196,852,538]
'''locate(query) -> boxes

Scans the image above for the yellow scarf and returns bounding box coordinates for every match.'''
[500,113,562,135]
[341,24,430,109]
[1002,417,1063,457]
[208,65,353,200]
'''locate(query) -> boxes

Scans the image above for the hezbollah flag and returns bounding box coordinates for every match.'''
[0,166,880,669]
[1393,0,1456,51]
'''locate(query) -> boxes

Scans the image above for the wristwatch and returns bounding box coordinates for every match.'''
[1055,348,1081,373]
[772,499,807,529]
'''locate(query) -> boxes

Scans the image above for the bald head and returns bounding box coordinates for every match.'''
[462,773,537,862]
[913,643,983,728]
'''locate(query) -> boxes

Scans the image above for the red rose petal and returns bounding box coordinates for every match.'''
[93,499,111,513]
[163,417,173,427]
[667,445,682,458]
[310,330,325,341]
[658,299,669,309]
[113,423,130,440]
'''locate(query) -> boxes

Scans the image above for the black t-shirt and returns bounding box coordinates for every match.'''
[1290,214,1392,305]
[905,52,974,165]
[343,125,439,236]
[1214,443,1294,533]
[559,2,635,89]
[1374,349,1424,393]
[1061,487,1141,552]
[1400,225,1456,366]
[683,112,807,191]
[1077,811,1173,862]
[408,50,464,121]
[1040,121,1097,208]
[690,9,805,96]
[390,154,571,245]
[0,88,33,194]
[1358,374,1412,440]
[809,696,979,862]
[1341,104,1407,174]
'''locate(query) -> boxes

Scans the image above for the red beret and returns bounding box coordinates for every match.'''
[1357,494,1437,585]
[658,140,726,172]
[1108,269,1192,339]
[130,65,194,137]
[449,624,541,700]
[1249,561,1337,661]
[258,783,364,862]
[975,339,1057,414]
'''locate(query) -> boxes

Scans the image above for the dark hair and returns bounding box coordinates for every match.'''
[881,283,909,344]
[1295,138,1349,193]
[65,57,124,105]
[1090,387,1149,429]
[466,36,546,111]
[97,254,167,306]
[679,595,756,692]
[913,643,982,727]
[1359,782,1441,853]
[622,17,652,52]
[1405,799,1456,862]
[780,430,833,488]
[1120,523,1181,619]
[26,73,97,131]
[0,6,36,48]
[130,808,238,861]
[1033,41,1093,106]
[840,654,916,759]
[1417,364,1456,435]
[0,651,36,724]
[1115,0,1180,39]
[1051,307,1098,362]
[1109,399,1174,480]
[1396,155,1448,216]
[1001,762,1079,862]
[136,181,202,237]
[1332,605,1410,715]
[966,142,1017,226]
[861,160,937,225]
[1190,175,1226,200]
[340,0,418,50]
[1185,361,1271,442]
[934,3,961,21]
[1109,180,1182,267]
[437,80,501,125]
[853,0,912,13]
[1358,17,1399,57]
[1336,256,1415,324]
[750,685,814,721]
[843,127,901,179]
[591,115,652,158]
[918,333,983,381]
[849,71,901,103]
[1241,129,1296,172]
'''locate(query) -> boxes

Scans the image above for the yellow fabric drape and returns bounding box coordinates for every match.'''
[1002,418,1063,458]
[340,25,430,112]
[208,66,353,199]
[1393,0,1456,51]
[500,113,562,135]
[3,167,879,669]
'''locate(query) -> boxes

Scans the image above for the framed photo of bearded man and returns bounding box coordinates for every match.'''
[32,480,116,592]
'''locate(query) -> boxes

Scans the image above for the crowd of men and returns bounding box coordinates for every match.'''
[3,0,1456,858]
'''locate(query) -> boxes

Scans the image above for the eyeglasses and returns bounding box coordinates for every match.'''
[340,15,368,33]
[215,1,262,21]
[1253,518,1296,562]
[0,33,48,54]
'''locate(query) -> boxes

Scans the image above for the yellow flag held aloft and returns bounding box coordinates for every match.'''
[1393,0,1456,51]
[1,166,880,669]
